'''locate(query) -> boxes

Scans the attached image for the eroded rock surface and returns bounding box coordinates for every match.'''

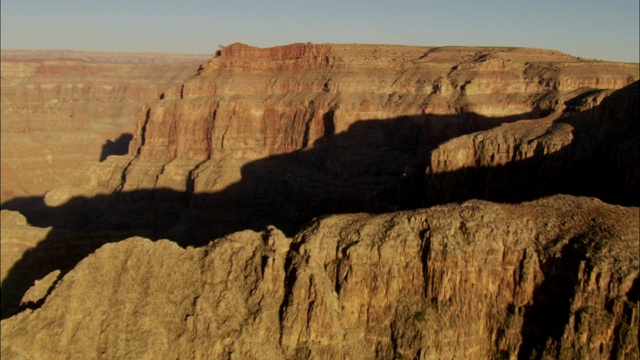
[8,44,634,242]
[105,43,638,199]
[1,50,211,63]
[0,210,50,284]
[0,51,209,202]
[2,44,639,359]
[1,196,637,359]
[426,81,639,205]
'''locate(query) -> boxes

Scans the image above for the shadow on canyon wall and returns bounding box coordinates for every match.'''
[1,82,637,320]
[99,133,133,162]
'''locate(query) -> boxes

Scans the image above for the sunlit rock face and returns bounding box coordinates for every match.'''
[2,196,638,359]
[1,44,638,360]
[3,43,638,247]
[77,43,638,236]
[0,50,209,202]
[425,80,639,206]
[4,44,637,216]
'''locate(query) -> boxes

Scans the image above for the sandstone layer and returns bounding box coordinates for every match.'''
[1,196,638,359]
[0,51,210,202]
[426,80,639,206]
[1,49,211,63]
[16,43,635,239]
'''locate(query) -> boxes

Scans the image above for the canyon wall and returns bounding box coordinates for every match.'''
[1,44,638,359]
[0,51,209,202]
[1,50,211,63]
[40,43,637,238]
[2,196,638,359]
[426,80,639,206]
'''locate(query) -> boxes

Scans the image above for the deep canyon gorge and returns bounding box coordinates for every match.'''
[1,43,638,359]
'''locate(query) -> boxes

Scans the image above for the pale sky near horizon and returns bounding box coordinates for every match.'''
[1,0,638,62]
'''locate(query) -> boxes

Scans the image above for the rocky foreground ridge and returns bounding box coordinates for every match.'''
[1,44,639,359]
[1,196,638,359]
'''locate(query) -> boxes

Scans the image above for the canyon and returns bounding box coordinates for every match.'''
[1,50,210,202]
[1,43,638,359]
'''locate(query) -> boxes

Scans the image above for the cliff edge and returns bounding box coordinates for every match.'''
[2,196,638,359]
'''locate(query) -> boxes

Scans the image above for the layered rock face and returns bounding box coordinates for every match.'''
[41,43,637,238]
[113,43,638,194]
[1,50,211,63]
[426,80,640,205]
[2,196,638,359]
[2,44,639,359]
[0,51,209,202]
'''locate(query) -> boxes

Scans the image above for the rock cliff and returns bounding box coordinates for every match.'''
[426,80,639,206]
[0,51,209,202]
[1,196,638,359]
[34,43,635,238]
[1,44,639,359]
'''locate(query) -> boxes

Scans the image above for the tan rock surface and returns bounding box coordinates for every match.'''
[23,43,629,242]
[1,44,638,359]
[0,210,52,318]
[1,196,637,359]
[1,49,211,63]
[4,44,637,216]
[0,51,209,202]
[0,208,118,318]
[94,44,637,202]
[0,210,51,284]
[19,270,61,307]
[425,81,639,205]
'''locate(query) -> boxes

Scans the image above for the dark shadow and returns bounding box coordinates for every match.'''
[517,237,588,359]
[1,82,637,319]
[99,133,133,162]
[0,109,537,318]
[424,81,639,207]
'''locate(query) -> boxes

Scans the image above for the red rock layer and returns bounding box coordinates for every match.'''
[95,44,638,206]
[0,50,211,63]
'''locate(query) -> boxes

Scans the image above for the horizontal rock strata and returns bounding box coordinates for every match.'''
[30,43,633,240]
[2,44,639,360]
[0,51,209,202]
[426,80,639,205]
[104,44,638,195]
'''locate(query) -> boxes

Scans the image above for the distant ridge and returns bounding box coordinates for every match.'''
[0,49,211,63]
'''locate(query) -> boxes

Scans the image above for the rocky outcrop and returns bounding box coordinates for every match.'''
[0,211,52,309]
[95,44,638,201]
[1,195,637,359]
[425,81,640,205]
[2,45,637,282]
[17,44,628,243]
[0,51,209,202]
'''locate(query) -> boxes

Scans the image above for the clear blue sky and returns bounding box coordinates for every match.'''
[2,0,638,62]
